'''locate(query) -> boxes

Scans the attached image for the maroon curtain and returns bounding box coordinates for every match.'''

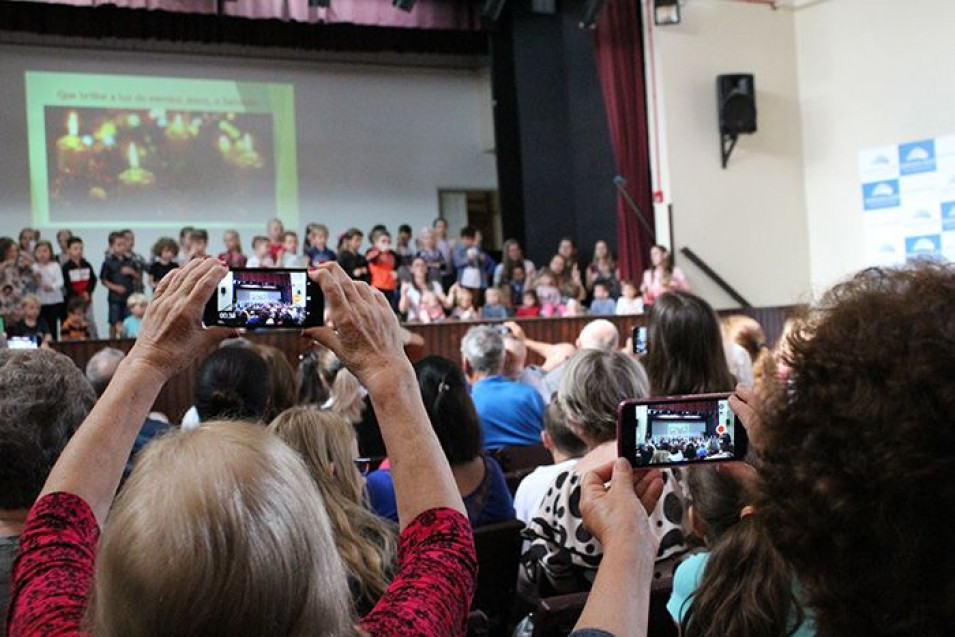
[593,0,654,283]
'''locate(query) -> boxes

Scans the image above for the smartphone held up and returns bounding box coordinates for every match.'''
[617,393,748,468]
[203,268,324,329]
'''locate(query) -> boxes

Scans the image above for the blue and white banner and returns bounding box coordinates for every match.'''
[860,134,955,265]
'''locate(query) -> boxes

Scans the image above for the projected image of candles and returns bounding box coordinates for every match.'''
[44,105,275,223]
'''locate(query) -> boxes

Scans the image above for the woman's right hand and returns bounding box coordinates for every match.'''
[304,262,411,395]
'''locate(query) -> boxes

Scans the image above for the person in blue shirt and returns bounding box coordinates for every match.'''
[462,325,545,450]
[365,355,515,528]
[668,464,815,637]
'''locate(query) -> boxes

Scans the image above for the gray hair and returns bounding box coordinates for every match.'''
[558,349,649,445]
[0,349,96,509]
[461,325,506,375]
[577,319,620,351]
[86,347,127,397]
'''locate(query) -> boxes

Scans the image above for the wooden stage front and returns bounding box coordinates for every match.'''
[51,306,794,424]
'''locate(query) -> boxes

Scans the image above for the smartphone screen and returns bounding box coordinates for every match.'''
[617,393,747,467]
[203,268,323,329]
[632,326,647,355]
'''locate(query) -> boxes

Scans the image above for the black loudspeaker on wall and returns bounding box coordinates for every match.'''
[717,74,756,168]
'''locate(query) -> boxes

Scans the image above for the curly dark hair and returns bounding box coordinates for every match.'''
[758,263,955,637]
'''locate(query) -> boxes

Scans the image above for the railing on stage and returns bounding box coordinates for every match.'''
[50,305,797,425]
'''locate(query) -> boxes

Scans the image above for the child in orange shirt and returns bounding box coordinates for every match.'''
[366,231,398,311]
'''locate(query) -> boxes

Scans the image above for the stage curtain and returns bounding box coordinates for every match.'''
[592,0,654,282]
[18,0,482,29]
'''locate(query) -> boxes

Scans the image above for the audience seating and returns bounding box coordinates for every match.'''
[530,577,676,637]
[472,519,526,636]
[504,467,538,496]
[491,443,553,474]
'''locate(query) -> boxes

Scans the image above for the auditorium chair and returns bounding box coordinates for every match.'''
[529,577,676,637]
[472,519,526,636]
[491,443,553,473]
[504,466,538,496]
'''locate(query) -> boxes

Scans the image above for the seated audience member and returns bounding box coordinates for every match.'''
[60,297,91,341]
[85,347,170,474]
[668,465,813,637]
[7,259,478,636]
[645,291,736,396]
[269,408,397,616]
[418,290,449,324]
[515,288,541,318]
[588,281,617,315]
[123,293,148,339]
[449,283,480,321]
[296,347,332,408]
[304,223,336,266]
[246,235,276,268]
[463,325,546,450]
[730,263,955,637]
[522,349,694,596]
[513,401,587,524]
[218,229,247,268]
[501,328,549,401]
[399,257,447,322]
[193,346,272,424]
[562,299,587,317]
[493,239,537,288]
[549,254,587,304]
[255,344,297,421]
[507,319,620,399]
[722,314,775,390]
[0,349,95,633]
[615,279,644,315]
[481,286,509,320]
[6,295,52,347]
[367,356,516,528]
[534,268,563,317]
[148,237,179,288]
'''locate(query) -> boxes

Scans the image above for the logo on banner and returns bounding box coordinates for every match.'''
[905,234,941,261]
[943,202,955,231]
[899,140,937,175]
[862,180,901,210]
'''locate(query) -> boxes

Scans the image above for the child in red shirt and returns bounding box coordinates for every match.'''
[366,231,398,311]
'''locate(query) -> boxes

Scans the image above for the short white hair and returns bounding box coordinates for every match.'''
[461,326,505,374]
[577,319,620,351]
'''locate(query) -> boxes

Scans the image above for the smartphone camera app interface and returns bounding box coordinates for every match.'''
[631,398,737,466]
[215,270,309,328]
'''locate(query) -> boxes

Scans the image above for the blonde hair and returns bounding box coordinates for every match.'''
[270,408,396,608]
[327,367,364,424]
[126,293,148,309]
[93,421,355,636]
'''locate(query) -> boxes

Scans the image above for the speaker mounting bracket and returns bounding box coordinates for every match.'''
[720,133,739,169]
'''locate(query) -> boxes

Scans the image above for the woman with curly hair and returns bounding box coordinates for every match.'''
[270,408,397,616]
[732,262,955,637]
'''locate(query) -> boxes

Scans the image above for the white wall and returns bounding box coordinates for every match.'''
[649,0,811,309]
[0,43,496,332]
[794,0,955,292]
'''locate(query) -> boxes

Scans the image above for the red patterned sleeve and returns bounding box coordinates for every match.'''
[361,508,477,637]
[8,492,100,637]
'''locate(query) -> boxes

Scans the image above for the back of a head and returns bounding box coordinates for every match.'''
[85,348,126,397]
[543,401,587,459]
[95,421,353,637]
[558,349,649,446]
[254,345,297,421]
[760,263,955,637]
[576,319,620,351]
[0,349,96,510]
[415,355,482,465]
[645,291,736,395]
[195,347,270,423]
[461,325,505,376]
[296,349,331,407]
[682,465,802,637]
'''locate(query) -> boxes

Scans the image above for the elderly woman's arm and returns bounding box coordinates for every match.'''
[572,459,663,637]
[40,258,233,524]
[306,263,466,528]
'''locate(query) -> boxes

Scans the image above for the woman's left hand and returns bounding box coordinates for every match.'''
[127,257,236,381]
